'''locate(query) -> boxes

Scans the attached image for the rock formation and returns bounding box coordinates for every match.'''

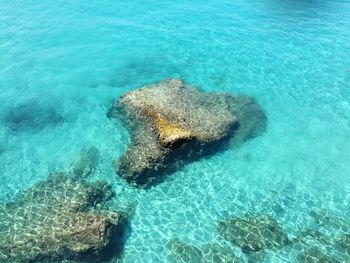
[168,238,244,263]
[108,79,267,186]
[0,147,126,263]
[218,215,289,254]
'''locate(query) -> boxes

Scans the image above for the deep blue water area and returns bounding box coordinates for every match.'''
[1,0,350,262]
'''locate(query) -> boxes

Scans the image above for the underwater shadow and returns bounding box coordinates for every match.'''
[2,98,64,132]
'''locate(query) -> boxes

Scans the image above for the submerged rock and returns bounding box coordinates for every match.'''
[297,247,341,263]
[0,147,126,263]
[3,100,64,132]
[168,238,244,263]
[335,234,350,256]
[310,209,349,232]
[0,174,122,263]
[294,229,350,262]
[72,146,100,178]
[296,229,332,247]
[226,95,268,145]
[218,215,289,254]
[109,79,267,186]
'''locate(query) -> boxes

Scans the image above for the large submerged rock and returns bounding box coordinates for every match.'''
[109,79,267,186]
[0,147,126,263]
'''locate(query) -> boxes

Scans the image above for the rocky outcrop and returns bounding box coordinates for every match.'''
[218,215,289,254]
[168,238,244,263]
[0,147,126,263]
[109,79,267,186]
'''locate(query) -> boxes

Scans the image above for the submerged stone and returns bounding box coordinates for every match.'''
[109,79,267,186]
[218,215,289,254]
[72,146,100,178]
[168,238,243,263]
[0,147,126,263]
[297,247,341,263]
[0,174,122,263]
[310,209,349,232]
[335,234,350,256]
[294,229,350,262]
[296,229,332,247]
[3,100,64,132]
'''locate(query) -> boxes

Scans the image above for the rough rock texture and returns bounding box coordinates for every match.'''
[0,147,124,263]
[168,238,244,263]
[109,79,267,186]
[218,215,289,254]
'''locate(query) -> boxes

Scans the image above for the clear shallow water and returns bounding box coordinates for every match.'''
[1,0,350,262]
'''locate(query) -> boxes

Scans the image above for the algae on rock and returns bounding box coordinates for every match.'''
[109,79,267,186]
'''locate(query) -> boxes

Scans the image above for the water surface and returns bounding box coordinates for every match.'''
[1,0,350,262]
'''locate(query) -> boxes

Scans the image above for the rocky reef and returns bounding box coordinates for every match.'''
[218,215,289,256]
[168,238,243,263]
[108,79,267,186]
[0,147,126,263]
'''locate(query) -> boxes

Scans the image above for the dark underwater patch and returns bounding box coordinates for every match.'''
[3,99,64,132]
[168,238,244,263]
[218,214,290,261]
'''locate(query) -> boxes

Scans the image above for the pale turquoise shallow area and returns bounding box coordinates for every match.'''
[1,0,350,262]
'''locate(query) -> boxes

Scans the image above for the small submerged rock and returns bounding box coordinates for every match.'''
[218,215,289,254]
[0,147,127,263]
[310,209,349,232]
[295,228,350,262]
[335,234,350,256]
[109,79,267,186]
[168,238,244,263]
[3,99,64,132]
[297,247,342,263]
[72,146,100,178]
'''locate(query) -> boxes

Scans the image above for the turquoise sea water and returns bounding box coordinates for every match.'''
[1,0,350,262]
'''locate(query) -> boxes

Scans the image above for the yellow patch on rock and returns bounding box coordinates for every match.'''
[149,111,193,146]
